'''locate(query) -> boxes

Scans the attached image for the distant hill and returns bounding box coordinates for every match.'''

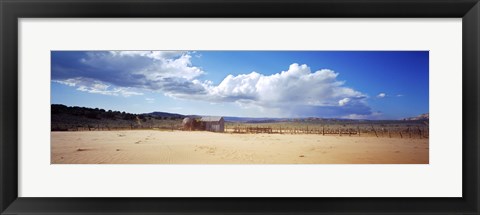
[403,113,429,121]
[51,104,183,131]
[223,116,285,123]
[223,116,422,125]
[51,104,428,131]
[145,111,185,119]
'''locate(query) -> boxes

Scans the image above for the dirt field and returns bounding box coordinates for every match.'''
[51,130,428,164]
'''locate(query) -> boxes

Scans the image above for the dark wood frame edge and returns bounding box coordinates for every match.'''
[1,0,478,214]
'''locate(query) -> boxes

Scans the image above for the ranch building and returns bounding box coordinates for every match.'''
[200,116,225,132]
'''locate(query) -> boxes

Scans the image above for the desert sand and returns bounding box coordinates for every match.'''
[51,130,428,164]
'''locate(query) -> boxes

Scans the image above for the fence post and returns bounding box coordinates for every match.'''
[371,125,378,138]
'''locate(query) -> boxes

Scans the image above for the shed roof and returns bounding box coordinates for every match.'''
[200,116,224,122]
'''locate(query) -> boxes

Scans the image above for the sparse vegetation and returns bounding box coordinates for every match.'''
[51,104,428,139]
[51,104,183,131]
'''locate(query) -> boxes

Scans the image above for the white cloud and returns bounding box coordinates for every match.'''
[377,93,386,98]
[140,53,203,81]
[234,64,359,104]
[53,51,206,97]
[53,51,374,118]
[342,112,383,120]
[168,63,371,117]
[338,98,351,106]
[98,51,204,82]
[54,78,142,97]
[145,98,155,103]
[109,51,185,60]
[207,63,364,104]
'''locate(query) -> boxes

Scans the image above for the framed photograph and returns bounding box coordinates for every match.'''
[1,0,479,214]
[49,50,430,165]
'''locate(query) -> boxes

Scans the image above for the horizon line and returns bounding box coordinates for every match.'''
[51,103,428,121]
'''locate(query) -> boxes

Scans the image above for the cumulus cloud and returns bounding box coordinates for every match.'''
[169,63,371,117]
[207,64,365,104]
[52,51,374,118]
[377,93,386,98]
[52,51,205,94]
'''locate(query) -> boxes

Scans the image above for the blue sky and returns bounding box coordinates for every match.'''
[51,51,428,119]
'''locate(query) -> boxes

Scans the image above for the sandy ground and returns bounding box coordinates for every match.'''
[51,130,429,164]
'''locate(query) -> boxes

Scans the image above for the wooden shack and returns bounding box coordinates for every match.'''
[200,116,224,132]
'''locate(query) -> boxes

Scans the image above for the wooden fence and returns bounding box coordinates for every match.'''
[52,123,429,139]
[228,125,429,138]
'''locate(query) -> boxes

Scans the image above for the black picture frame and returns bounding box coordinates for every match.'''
[1,0,479,214]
